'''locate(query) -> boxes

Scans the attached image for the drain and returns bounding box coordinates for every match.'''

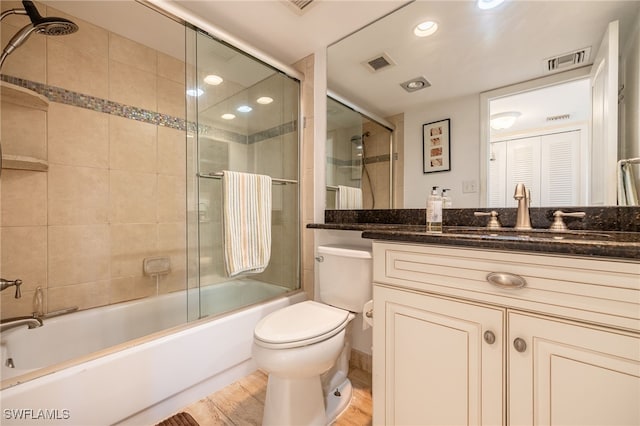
[5,358,15,368]
[334,388,341,397]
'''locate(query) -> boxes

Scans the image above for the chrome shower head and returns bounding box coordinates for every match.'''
[0,1,78,71]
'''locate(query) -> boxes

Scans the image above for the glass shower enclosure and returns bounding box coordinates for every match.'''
[186,30,301,321]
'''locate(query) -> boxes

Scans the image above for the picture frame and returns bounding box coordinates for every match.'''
[422,118,451,173]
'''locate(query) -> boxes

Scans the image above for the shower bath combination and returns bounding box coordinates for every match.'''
[0,0,78,71]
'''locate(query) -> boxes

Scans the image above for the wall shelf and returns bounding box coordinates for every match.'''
[1,81,49,111]
[1,154,48,172]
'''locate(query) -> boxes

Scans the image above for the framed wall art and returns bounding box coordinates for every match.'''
[422,118,451,173]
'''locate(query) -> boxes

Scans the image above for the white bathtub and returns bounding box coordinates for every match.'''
[0,279,305,425]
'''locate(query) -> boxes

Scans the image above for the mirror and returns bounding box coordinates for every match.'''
[327,1,640,208]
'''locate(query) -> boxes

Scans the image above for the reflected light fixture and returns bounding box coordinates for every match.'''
[414,21,438,37]
[490,111,521,130]
[237,105,252,113]
[477,0,505,10]
[256,96,273,105]
[221,113,236,120]
[204,74,223,85]
[186,88,204,97]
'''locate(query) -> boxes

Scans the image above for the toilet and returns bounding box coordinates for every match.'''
[252,244,372,426]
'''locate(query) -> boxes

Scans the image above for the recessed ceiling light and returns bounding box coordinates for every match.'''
[414,21,438,37]
[400,76,431,93]
[204,74,223,85]
[186,88,204,97]
[256,96,273,105]
[237,105,253,113]
[477,0,505,10]
[221,113,236,120]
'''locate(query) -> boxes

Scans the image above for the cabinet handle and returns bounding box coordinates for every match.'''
[483,330,496,344]
[486,272,526,289]
[513,337,527,353]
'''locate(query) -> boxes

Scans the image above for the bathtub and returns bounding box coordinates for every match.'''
[1,279,305,425]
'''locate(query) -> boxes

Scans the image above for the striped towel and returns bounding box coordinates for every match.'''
[338,185,363,209]
[222,171,272,277]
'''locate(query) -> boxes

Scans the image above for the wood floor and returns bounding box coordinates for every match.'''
[176,367,372,426]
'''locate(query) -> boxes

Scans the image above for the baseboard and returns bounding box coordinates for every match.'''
[349,348,372,373]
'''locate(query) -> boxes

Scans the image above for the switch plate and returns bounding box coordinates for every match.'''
[462,180,478,193]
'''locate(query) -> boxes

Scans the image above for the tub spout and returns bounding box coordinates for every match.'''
[0,315,43,332]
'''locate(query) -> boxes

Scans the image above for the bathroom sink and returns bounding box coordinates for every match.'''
[443,227,616,242]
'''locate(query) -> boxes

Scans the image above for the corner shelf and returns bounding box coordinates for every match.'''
[1,154,48,172]
[1,81,49,111]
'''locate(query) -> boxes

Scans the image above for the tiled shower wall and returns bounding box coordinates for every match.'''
[0,2,187,318]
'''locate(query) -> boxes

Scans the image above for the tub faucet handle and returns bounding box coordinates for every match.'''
[0,278,23,298]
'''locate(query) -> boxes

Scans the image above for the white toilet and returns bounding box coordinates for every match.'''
[252,244,372,426]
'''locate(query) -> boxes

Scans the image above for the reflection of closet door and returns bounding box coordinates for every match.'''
[505,136,541,207]
[488,141,507,207]
[540,131,581,206]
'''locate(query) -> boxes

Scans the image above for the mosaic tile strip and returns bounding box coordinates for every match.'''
[2,74,298,144]
[2,74,187,131]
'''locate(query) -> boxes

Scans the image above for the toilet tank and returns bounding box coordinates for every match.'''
[317,244,372,312]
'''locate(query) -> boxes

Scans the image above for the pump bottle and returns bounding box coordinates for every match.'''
[426,186,443,233]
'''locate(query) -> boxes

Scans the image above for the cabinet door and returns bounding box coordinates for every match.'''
[373,285,504,425]
[508,312,640,425]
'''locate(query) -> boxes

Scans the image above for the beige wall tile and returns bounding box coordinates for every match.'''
[47,38,109,99]
[1,170,47,227]
[158,222,186,266]
[45,6,109,59]
[109,115,157,173]
[48,225,110,287]
[109,60,157,111]
[110,170,157,224]
[111,223,157,278]
[0,289,37,319]
[109,275,156,304]
[1,226,47,292]
[47,279,110,312]
[157,126,186,176]
[48,103,109,168]
[157,174,186,223]
[158,52,185,84]
[109,33,156,74]
[1,102,47,159]
[157,76,186,119]
[48,164,109,225]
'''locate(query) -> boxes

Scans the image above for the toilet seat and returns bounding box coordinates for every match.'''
[254,301,350,349]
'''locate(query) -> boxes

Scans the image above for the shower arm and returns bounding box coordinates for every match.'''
[1,8,28,21]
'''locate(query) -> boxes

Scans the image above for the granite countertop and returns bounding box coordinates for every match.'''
[308,207,640,261]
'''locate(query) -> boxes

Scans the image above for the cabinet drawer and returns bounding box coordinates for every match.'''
[373,242,640,332]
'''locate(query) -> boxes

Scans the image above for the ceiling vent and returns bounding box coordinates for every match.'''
[546,114,571,122]
[363,53,395,73]
[543,47,591,73]
[283,0,315,15]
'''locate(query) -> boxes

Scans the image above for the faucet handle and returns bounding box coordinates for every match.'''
[474,211,502,229]
[1,278,23,298]
[550,210,586,231]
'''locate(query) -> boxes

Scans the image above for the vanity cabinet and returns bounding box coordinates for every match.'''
[372,242,640,425]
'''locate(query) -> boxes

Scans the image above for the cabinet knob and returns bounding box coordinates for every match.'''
[483,330,496,344]
[513,337,527,353]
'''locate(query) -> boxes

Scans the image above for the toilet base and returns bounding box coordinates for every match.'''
[325,378,353,424]
[262,374,326,426]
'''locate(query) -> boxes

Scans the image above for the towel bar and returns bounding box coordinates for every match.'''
[198,172,298,185]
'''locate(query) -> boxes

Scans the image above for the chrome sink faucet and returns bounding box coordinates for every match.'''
[513,183,532,230]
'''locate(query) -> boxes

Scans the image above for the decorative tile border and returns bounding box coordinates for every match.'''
[1,74,298,144]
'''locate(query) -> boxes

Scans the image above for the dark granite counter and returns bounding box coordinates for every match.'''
[308,207,640,261]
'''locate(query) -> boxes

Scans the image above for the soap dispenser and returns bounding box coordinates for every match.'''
[442,188,452,208]
[426,186,443,233]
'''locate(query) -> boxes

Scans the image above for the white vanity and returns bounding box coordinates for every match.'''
[371,241,639,425]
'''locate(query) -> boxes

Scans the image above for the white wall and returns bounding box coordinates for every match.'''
[621,8,640,162]
[403,94,481,208]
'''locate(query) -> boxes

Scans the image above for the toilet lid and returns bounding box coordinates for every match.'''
[254,301,349,347]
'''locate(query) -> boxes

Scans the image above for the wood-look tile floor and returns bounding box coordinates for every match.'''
[179,367,372,426]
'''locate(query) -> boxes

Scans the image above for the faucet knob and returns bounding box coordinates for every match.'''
[550,210,586,231]
[1,278,23,298]
[14,279,22,298]
[474,211,502,229]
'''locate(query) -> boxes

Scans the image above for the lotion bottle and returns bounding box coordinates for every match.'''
[426,186,443,233]
[442,188,452,208]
